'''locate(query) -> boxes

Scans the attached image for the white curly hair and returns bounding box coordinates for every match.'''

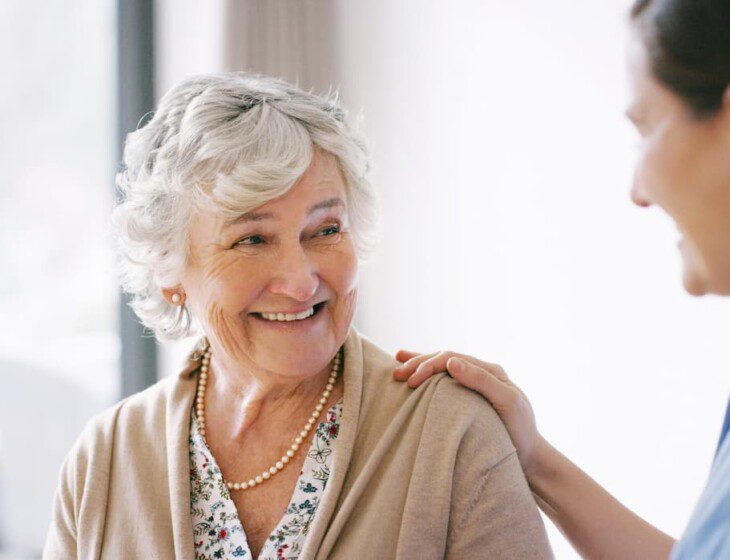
[112,72,377,340]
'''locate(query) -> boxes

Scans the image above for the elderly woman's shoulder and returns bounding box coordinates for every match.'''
[359,337,515,462]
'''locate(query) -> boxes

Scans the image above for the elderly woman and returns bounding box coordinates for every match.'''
[43,73,552,559]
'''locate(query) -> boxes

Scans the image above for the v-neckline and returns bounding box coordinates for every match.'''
[169,328,366,560]
[189,400,344,559]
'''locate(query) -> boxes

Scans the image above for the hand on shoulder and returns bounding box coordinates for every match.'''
[393,349,544,478]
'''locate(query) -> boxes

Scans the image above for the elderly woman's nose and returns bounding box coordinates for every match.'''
[267,247,320,301]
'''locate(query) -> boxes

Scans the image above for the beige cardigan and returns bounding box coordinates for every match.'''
[44,330,553,559]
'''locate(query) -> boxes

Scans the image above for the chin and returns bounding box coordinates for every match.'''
[252,330,344,378]
[682,265,710,297]
[678,239,713,296]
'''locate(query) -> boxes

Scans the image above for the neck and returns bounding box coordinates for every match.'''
[205,349,340,441]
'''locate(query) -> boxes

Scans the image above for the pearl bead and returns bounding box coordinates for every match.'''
[171,293,181,304]
[194,344,342,492]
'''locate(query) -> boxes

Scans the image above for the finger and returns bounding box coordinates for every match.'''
[407,350,506,386]
[445,354,509,381]
[446,357,514,405]
[406,351,458,387]
[393,351,438,380]
[395,349,421,363]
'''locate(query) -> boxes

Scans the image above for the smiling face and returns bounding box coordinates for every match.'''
[181,149,358,379]
[626,36,730,295]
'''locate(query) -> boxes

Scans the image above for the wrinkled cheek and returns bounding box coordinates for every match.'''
[202,300,249,362]
[334,252,359,330]
[337,288,358,330]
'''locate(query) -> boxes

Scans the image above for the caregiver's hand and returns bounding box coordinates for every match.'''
[394,350,676,560]
[393,350,545,477]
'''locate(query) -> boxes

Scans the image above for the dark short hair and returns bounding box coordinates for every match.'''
[631,0,730,118]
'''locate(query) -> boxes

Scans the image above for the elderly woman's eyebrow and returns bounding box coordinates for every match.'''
[224,211,274,227]
[223,197,345,228]
[308,197,345,215]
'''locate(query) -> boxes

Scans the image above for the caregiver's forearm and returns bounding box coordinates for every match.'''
[526,437,675,560]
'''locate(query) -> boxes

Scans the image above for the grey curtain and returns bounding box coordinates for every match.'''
[223,0,339,93]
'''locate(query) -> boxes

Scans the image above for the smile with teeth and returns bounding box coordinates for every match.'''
[257,307,316,322]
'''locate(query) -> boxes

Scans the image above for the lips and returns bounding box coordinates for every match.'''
[259,308,314,322]
[252,302,326,323]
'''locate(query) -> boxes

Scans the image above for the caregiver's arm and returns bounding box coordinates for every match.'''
[393,351,676,560]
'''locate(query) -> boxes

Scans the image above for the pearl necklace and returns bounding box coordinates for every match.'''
[195,346,342,492]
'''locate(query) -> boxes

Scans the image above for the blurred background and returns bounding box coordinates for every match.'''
[1,0,728,557]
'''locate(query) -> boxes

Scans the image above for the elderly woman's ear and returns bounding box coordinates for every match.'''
[162,287,186,306]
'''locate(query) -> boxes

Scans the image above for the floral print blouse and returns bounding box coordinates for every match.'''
[189,400,343,560]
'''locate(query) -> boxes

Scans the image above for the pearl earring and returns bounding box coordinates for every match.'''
[171,293,182,304]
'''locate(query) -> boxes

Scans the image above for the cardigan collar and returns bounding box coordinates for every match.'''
[168,328,364,560]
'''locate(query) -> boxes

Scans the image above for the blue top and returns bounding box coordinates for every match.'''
[670,399,730,559]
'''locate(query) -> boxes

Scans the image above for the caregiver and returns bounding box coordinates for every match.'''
[394,0,730,558]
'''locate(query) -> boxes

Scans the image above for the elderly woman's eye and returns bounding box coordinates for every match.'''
[318,224,341,237]
[236,235,265,246]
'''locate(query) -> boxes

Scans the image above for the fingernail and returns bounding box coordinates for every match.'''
[450,359,462,374]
